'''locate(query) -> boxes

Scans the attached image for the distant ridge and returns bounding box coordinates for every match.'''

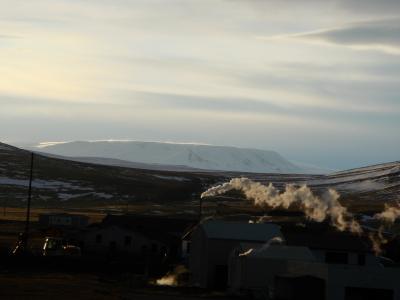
[30,140,312,174]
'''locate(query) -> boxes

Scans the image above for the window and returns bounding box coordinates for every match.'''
[95,234,102,244]
[325,251,348,264]
[124,236,132,247]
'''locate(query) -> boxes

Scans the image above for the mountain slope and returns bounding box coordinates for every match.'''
[0,142,220,208]
[1,142,398,213]
[30,141,307,174]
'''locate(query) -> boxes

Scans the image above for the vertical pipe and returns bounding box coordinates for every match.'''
[24,152,34,249]
[198,196,203,223]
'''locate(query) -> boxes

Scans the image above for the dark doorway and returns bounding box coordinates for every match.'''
[214,265,228,290]
[275,275,326,300]
[108,241,117,256]
[345,287,394,300]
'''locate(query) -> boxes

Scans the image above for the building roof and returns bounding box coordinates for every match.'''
[201,220,282,242]
[249,245,316,261]
[100,214,196,240]
[280,222,372,253]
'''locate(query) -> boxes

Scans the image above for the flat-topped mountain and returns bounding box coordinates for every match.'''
[31,140,308,174]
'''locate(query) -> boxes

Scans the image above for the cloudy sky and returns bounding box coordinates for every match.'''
[1,0,399,170]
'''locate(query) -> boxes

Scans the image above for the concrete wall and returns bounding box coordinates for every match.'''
[189,227,208,287]
[286,261,400,300]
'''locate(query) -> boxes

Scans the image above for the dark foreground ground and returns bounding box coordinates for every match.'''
[0,271,238,300]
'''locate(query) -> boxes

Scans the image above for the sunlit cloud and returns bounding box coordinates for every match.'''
[0,0,399,169]
[264,18,400,55]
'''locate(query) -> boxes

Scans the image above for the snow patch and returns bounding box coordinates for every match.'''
[153,175,190,181]
[0,177,92,191]
[336,180,386,192]
[58,192,113,201]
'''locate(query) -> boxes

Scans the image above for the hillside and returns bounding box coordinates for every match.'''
[0,142,399,214]
[30,141,309,174]
[0,142,220,209]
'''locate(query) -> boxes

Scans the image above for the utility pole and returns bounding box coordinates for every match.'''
[23,152,34,251]
[198,196,203,223]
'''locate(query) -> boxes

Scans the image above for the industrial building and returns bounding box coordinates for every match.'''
[187,220,283,289]
[228,242,400,300]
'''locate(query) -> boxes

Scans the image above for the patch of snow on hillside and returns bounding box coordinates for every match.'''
[153,175,190,181]
[309,166,400,186]
[0,177,92,191]
[335,180,386,192]
[58,192,113,201]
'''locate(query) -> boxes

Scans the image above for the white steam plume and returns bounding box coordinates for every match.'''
[374,203,400,225]
[155,265,187,286]
[370,203,400,254]
[201,178,362,234]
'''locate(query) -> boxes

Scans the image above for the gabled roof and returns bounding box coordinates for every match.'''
[249,245,316,261]
[102,214,196,236]
[201,220,282,242]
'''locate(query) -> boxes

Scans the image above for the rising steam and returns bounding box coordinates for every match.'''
[374,203,400,224]
[201,178,362,234]
[369,203,400,254]
[201,178,400,255]
[155,265,187,287]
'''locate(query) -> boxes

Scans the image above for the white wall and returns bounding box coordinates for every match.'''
[83,225,166,255]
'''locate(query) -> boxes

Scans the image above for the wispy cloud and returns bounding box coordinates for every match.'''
[0,0,399,169]
[278,18,400,54]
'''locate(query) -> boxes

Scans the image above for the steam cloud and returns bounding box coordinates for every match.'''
[201,178,400,254]
[201,178,362,234]
[374,203,400,224]
[369,203,400,253]
[155,265,187,286]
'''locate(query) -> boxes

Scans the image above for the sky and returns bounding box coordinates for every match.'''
[1,0,399,170]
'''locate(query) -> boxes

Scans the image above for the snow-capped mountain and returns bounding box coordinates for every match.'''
[30,140,310,174]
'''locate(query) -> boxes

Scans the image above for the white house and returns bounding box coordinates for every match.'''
[188,220,283,289]
[81,224,168,257]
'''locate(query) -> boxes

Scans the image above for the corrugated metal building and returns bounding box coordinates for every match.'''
[188,220,283,289]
